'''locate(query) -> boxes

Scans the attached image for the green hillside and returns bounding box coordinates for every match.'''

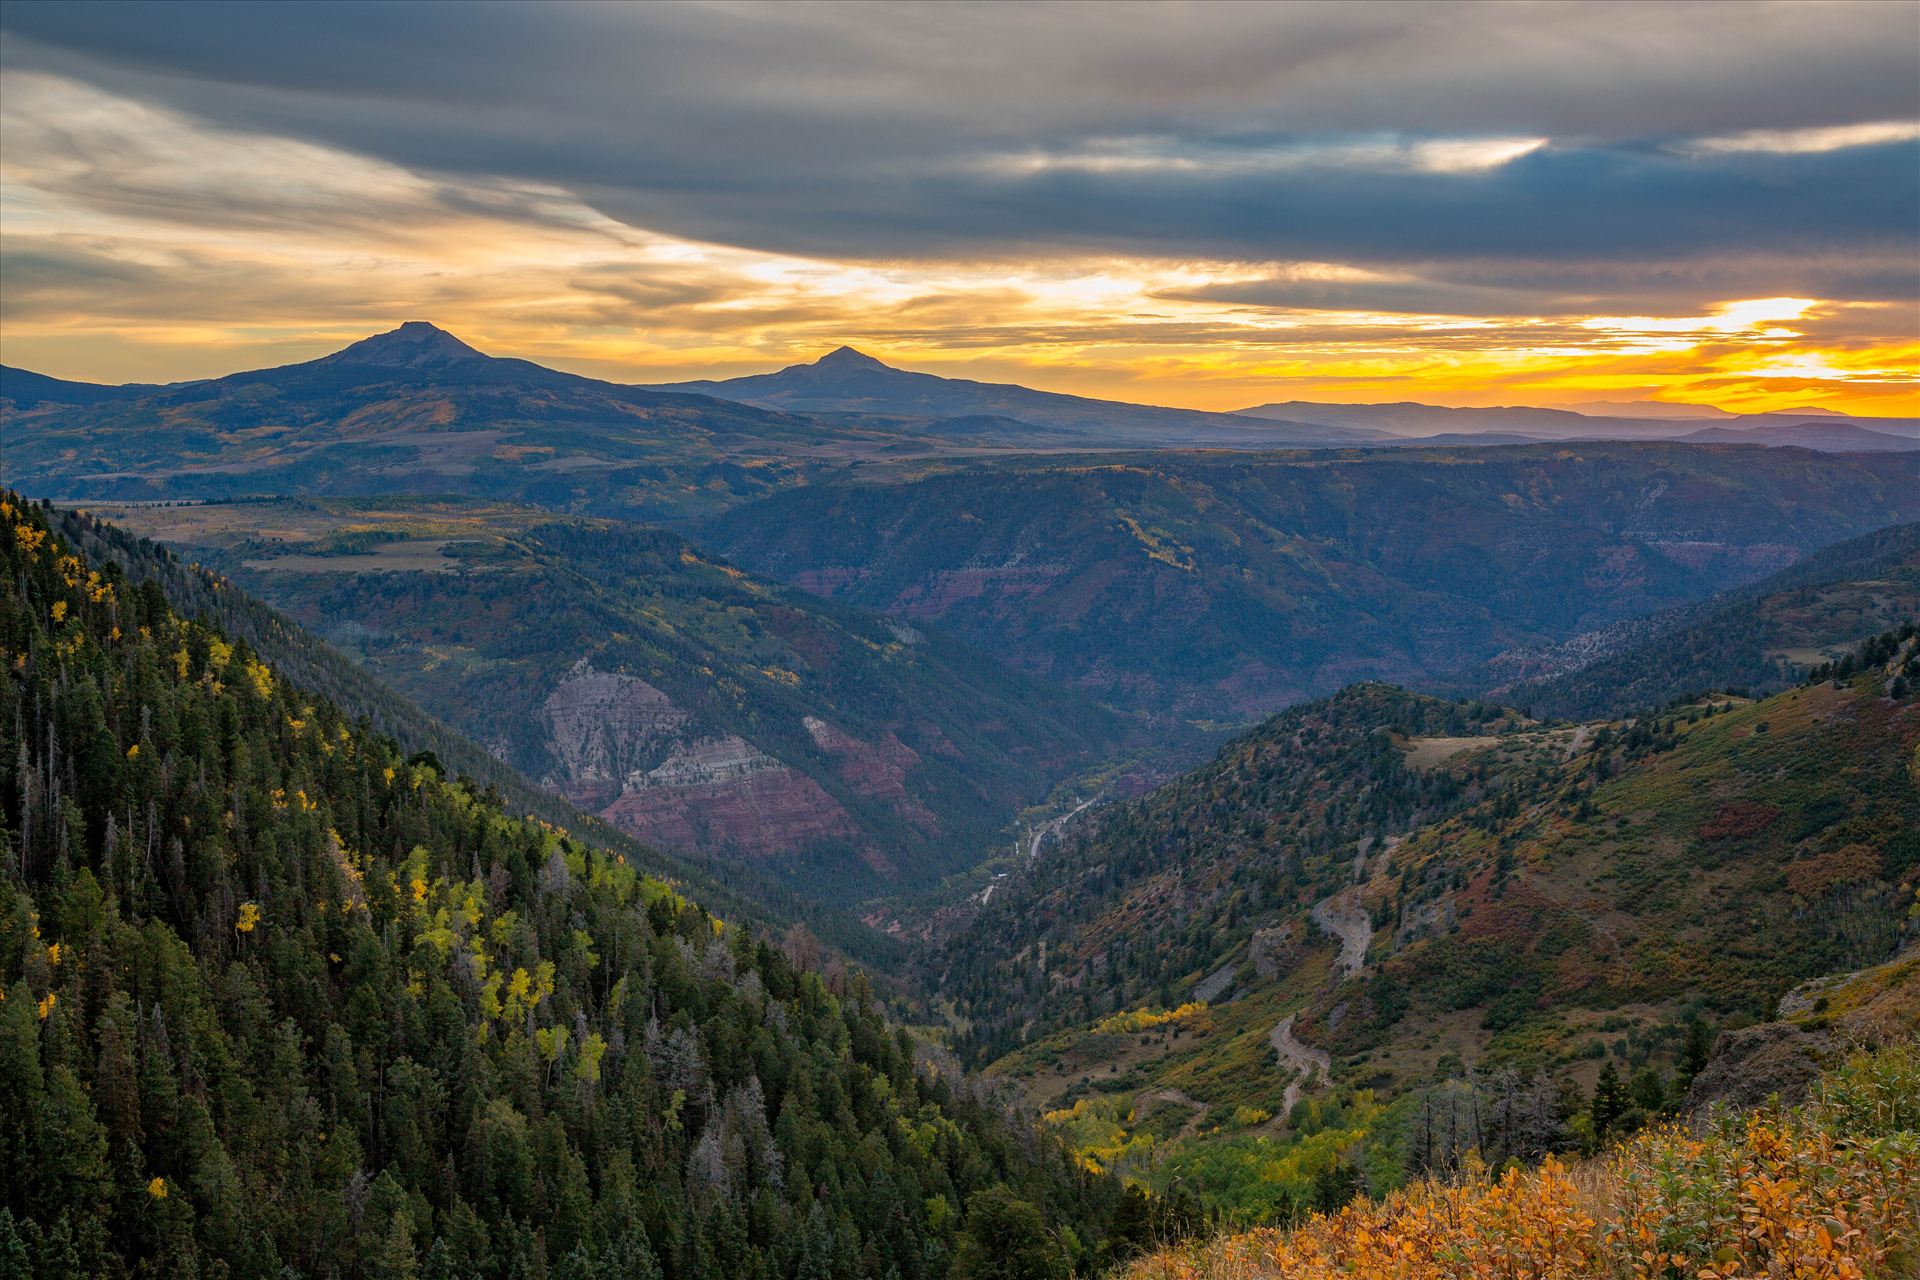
[932,634,1920,1218]
[700,444,1920,718]
[84,498,1133,897]
[0,494,1123,1279]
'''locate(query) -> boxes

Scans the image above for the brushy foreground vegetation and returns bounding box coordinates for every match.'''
[1122,1042,1919,1280]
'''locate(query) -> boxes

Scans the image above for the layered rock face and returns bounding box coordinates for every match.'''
[805,716,938,832]
[538,659,690,808]
[602,735,857,858]
[534,660,919,867]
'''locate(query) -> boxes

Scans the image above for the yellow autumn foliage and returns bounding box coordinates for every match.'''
[1092,1002,1208,1035]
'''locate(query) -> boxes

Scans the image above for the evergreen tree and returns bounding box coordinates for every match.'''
[949,1187,1064,1280]
[1591,1061,1629,1137]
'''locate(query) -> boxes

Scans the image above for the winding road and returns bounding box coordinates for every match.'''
[1026,797,1096,861]
[979,797,1096,905]
[1269,1014,1332,1120]
[1268,839,1380,1121]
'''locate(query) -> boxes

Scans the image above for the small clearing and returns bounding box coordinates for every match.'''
[243,539,462,575]
[1402,735,1489,769]
[1132,1088,1213,1142]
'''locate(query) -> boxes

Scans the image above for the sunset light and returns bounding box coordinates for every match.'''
[1,6,1913,416]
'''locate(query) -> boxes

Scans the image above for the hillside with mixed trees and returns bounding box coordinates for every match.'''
[931,605,1920,1222]
[0,495,1132,1279]
[40,504,902,970]
[1123,1042,1919,1279]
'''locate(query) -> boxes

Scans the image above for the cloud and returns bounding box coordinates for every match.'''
[2,1,1915,266]
[0,1,1913,413]
[1167,254,1920,319]
[1687,120,1920,155]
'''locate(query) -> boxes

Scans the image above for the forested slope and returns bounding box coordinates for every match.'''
[0,494,1118,1279]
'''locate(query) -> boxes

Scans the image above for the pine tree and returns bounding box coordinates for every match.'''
[1591,1060,1628,1137]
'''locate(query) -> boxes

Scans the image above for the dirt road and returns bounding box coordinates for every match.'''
[1269,1014,1332,1119]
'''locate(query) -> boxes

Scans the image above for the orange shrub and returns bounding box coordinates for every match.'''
[1124,1061,1919,1280]
[1784,843,1879,896]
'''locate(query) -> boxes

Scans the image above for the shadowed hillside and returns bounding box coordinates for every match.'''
[701,444,1920,718]
[1481,520,1920,718]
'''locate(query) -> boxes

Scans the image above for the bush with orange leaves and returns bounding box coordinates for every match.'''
[1123,1042,1919,1280]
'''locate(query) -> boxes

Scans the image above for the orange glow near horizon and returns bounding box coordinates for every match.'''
[8,275,1915,419]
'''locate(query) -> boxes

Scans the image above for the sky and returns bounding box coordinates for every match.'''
[1,0,1916,414]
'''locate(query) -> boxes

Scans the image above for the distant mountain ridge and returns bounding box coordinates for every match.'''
[1237,398,1919,449]
[0,364,171,409]
[0,323,911,522]
[652,347,1387,447]
[9,327,1914,504]
[1676,420,1919,451]
[313,318,490,368]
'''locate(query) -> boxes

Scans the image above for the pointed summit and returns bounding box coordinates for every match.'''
[813,345,891,372]
[321,321,488,369]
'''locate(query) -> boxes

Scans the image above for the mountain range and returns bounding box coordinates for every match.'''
[1,324,883,522]
[8,326,1916,511]
[651,347,1384,448]
[659,345,1917,451]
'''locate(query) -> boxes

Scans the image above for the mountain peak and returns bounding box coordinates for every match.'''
[814,345,891,372]
[321,321,487,369]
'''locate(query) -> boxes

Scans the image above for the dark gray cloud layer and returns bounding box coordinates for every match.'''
[3,0,1917,283]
